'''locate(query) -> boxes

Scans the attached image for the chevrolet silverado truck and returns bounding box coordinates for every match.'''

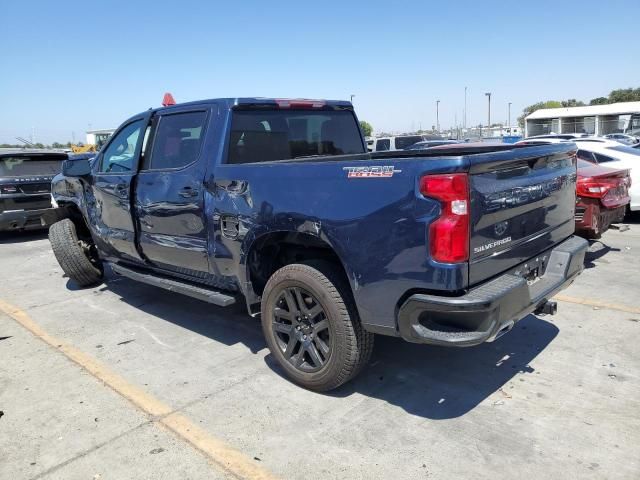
[45,98,588,391]
[0,149,67,231]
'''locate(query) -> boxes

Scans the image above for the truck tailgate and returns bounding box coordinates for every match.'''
[468,143,578,286]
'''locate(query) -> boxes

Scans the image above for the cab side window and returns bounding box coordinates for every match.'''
[576,150,596,163]
[594,152,615,163]
[100,120,145,173]
[146,112,207,170]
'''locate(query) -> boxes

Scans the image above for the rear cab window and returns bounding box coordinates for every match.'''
[227,109,364,164]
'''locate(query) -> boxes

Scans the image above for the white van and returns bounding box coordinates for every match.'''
[369,135,439,152]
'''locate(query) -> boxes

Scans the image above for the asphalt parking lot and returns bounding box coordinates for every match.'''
[1,220,639,480]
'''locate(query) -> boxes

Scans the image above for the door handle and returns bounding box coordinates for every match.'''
[178,186,199,198]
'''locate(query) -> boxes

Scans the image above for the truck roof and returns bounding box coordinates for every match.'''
[147,98,354,115]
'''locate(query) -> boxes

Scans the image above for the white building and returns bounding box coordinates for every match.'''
[525,101,640,137]
[86,128,115,148]
[444,125,521,140]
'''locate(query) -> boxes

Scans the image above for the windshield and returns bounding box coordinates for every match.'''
[608,145,640,157]
[0,155,66,177]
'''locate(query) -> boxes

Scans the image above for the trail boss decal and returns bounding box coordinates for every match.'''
[343,166,402,178]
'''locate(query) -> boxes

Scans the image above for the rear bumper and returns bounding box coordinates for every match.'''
[575,199,626,236]
[0,208,55,231]
[397,235,588,347]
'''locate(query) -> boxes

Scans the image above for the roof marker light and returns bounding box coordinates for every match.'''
[162,93,176,107]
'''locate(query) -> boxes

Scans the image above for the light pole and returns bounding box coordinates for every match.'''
[350,94,355,103]
[508,102,512,132]
[485,92,492,132]
[436,100,440,132]
[464,87,467,130]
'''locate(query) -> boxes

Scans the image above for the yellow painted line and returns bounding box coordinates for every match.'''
[554,294,640,315]
[0,299,278,480]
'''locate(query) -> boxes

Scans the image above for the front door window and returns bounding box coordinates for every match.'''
[100,120,144,173]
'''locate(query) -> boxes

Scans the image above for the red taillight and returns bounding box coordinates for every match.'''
[0,185,18,194]
[420,173,470,263]
[577,177,630,208]
[576,179,616,198]
[275,99,326,109]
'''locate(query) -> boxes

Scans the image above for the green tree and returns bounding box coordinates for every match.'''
[518,100,563,127]
[359,120,373,137]
[561,99,585,108]
[590,97,609,105]
[609,88,640,103]
[589,88,640,105]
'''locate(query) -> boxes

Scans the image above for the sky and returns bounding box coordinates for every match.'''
[1,0,639,144]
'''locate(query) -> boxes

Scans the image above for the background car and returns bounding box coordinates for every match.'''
[524,133,591,141]
[575,159,630,238]
[574,139,640,212]
[516,138,567,146]
[404,139,459,150]
[370,134,443,152]
[516,137,633,235]
[0,149,67,231]
[604,133,639,145]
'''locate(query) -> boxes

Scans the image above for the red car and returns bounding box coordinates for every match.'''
[575,159,630,238]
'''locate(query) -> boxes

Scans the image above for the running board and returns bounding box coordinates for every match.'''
[109,263,236,307]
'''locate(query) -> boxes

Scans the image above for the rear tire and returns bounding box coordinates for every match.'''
[261,261,374,392]
[49,219,103,287]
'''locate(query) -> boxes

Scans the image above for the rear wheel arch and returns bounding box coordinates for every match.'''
[244,231,357,302]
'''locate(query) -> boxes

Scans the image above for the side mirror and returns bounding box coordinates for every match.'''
[62,157,93,177]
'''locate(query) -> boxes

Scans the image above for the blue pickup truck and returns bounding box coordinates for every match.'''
[46,98,588,391]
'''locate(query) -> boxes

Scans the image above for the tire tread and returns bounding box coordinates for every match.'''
[49,219,102,287]
[262,261,374,391]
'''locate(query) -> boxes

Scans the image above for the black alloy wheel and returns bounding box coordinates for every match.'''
[271,286,332,372]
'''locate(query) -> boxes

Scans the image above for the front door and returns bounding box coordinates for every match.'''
[134,108,211,275]
[90,117,148,263]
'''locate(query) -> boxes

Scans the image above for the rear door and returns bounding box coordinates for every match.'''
[467,143,578,285]
[91,115,149,263]
[134,107,211,275]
